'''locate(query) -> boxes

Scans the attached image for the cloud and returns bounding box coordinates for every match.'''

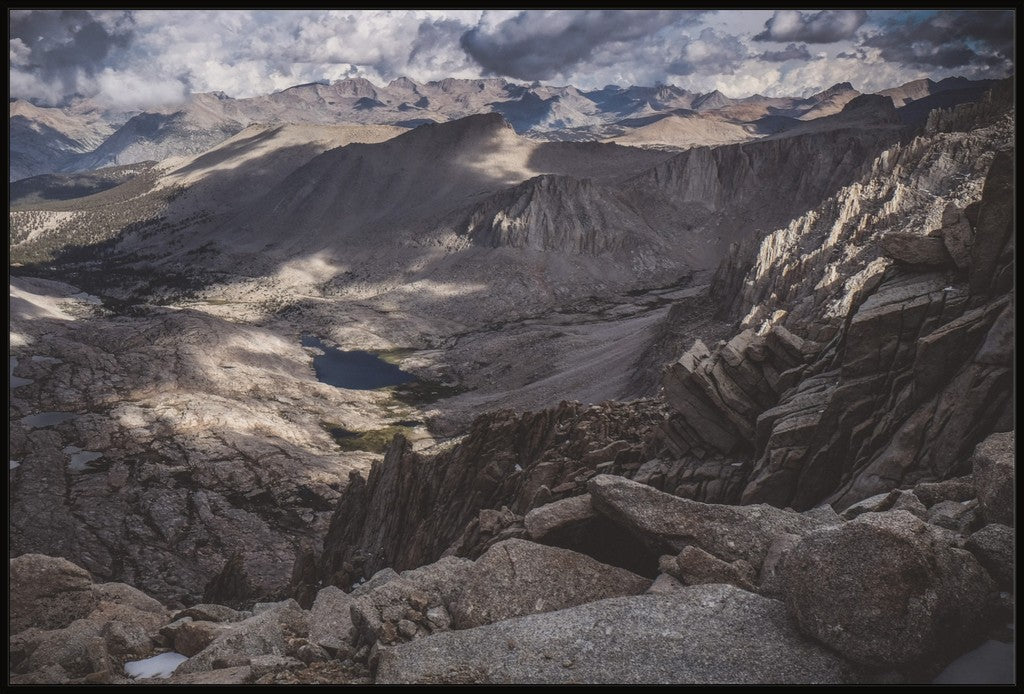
[860,10,1013,70]
[667,28,747,76]
[9,10,134,102]
[460,10,703,81]
[757,43,813,62]
[754,10,867,43]
[6,9,1016,111]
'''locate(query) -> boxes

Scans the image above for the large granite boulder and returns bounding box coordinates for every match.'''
[377,585,863,684]
[964,523,1014,589]
[879,232,955,266]
[9,554,99,633]
[523,494,595,540]
[971,431,1014,526]
[449,539,650,629]
[781,511,994,665]
[587,474,820,566]
[348,557,473,648]
[175,599,308,674]
[308,586,355,653]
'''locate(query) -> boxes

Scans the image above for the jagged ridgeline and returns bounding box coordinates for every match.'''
[8,75,1014,685]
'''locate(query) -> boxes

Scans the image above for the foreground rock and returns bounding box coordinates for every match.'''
[781,511,994,666]
[449,539,650,628]
[349,557,473,648]
[9,554,100,633]
[174,600,309,674]
[971,431,1014,526]
[9,555,170,684]
[376,585,863,684]
[587,474,820,566]
[964,524,1014,589]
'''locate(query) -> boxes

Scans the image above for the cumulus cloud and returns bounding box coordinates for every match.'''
[757,43,814,62]
[860,10,1013,70]
[460,10,704,81]
[754,10,867,43]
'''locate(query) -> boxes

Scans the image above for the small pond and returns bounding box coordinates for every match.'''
[301,334,417,390]
[9,357,33,388]
[20,412,75,428]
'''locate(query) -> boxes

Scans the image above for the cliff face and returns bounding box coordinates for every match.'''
[461,174,654,254]
[623,108,903,268]
[661,94,1013,510]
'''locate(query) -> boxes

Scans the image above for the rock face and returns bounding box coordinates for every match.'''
[319,401,666,588]
[8,280,370,605]
[376,586,863,684]
[461,174,655,255]
[449,539,651,629]
[971,431,1015,526]
[659,94,1013,511]
[523,494,595,541]
[781,511,994,666]
[667,545,758,592]
[308,586,355,653]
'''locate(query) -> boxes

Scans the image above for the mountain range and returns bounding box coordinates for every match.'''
[9,75,997,182]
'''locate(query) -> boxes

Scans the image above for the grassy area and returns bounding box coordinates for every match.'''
[323,423,417,453]
[377,348,417,366]
[388,379,467,406]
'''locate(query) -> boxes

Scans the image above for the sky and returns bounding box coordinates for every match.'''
[8,9,1015,110]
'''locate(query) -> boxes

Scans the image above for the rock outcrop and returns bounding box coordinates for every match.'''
[659,98,1013,511]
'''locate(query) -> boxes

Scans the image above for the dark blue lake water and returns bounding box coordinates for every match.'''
[301,334,417,390]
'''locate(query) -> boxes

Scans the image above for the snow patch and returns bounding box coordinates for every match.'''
[124,652,188,679]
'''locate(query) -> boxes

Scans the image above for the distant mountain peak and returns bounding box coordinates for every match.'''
[812,82,857,100]
[389,76,420,90]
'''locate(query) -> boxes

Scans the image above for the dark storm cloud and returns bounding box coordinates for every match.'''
[9,10,133,97]
[667,28,747,76]
[409,18,465,64]
[758,43,813,62]
[460,10,705,81]
[860,10,1013,69]
[754,10,867,44]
